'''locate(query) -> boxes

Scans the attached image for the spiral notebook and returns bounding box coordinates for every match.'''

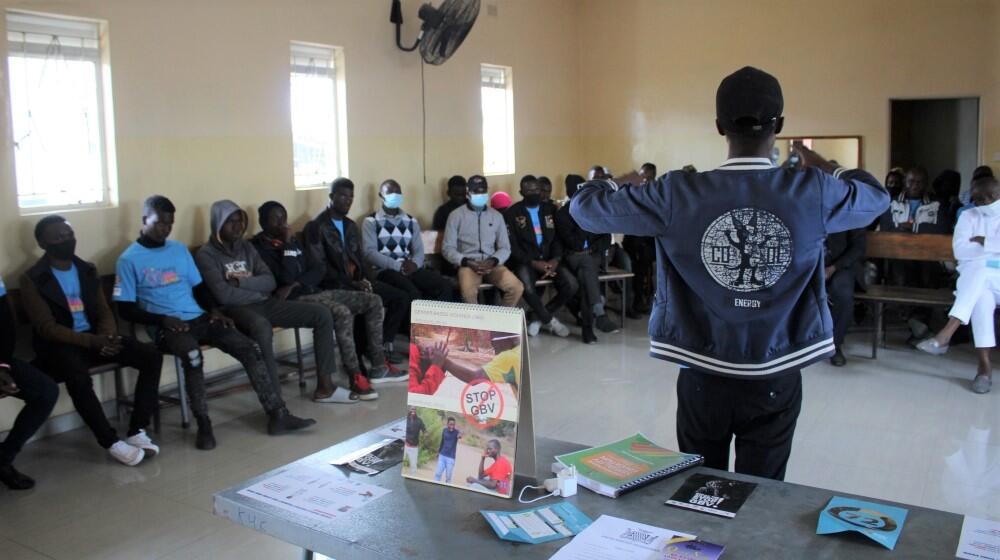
[554,433,703,498]
[403,301,535,499]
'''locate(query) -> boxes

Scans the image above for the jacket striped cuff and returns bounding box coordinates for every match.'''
[649,339,836,376]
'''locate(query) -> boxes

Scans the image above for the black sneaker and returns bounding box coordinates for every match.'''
[195,415,216,451]
[830,348,847,367]
[267,408,317,435]
[595,314,620,334]
[582,326,598,345]
[0,464,35,490]
[370,361,409,385]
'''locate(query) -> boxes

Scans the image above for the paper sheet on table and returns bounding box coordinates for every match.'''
[549,514,695,560]
[375,418,406,440]
[957,516,1000,560]
[238,465,390,524]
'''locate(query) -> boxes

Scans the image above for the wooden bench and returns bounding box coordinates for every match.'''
[420,230,635,327]
[855,231,954,359]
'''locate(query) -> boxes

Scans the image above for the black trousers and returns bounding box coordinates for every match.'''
[0,359,58,465]
[373,280,413,342]
[827,268,856,347]
[676,369,802,481]
[36,337,162,449]
[514,264,578,324]
[376,268,457,303]
[623,235,655,305]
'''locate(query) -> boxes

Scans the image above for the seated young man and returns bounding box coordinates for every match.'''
[505,175,574,336]
[22,216,162,466]
[465,439,512,495]
[824,228,867,367]
[917,176,1000,394]
[0,277,58,489]
[305,179,411,391]
[432,175,469,232]
[114,195,314,450]
[537,176,558,208]
[253,201,401,391]
[442,175,524,306]
[195,200,354,403]
[556,177,618,343]
[362,179,456,303]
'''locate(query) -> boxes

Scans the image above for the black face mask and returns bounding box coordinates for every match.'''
[524,194,542,207]
[46,239,76,261]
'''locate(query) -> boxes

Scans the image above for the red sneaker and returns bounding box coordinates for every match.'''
[351,373,379,401]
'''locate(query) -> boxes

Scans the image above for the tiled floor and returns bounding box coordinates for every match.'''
[0,319,997,559]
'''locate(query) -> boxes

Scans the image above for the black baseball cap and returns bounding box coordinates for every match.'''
[716,66,783,134]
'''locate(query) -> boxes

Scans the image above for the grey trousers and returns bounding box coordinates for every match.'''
[225,297,348,389]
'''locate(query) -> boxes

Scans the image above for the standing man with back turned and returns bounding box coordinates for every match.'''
[571,67,888,480]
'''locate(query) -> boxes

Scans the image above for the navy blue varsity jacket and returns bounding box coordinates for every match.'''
[571,158,889,378]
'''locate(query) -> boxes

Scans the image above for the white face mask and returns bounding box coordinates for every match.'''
[978,199,1000,218]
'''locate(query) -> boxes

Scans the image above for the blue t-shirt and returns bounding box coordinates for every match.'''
[0,276,6,297]
[113,240,205,321]
[438,427,461,459]
[526,206,543,246]
[332,219,345,239]
[907,199,921,220]
[52,264,91,332]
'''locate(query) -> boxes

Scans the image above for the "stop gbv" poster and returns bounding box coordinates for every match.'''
[402,300,529,498]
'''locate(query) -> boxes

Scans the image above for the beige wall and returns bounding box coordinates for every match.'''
[0,0,583,429]
[987,0,1000,175]
[577,0,998,179]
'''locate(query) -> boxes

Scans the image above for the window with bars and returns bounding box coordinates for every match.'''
[290,41,347,189]
[481,64,515,176]
[6,11,116,211]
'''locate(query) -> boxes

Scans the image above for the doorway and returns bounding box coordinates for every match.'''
[890,98,980,191]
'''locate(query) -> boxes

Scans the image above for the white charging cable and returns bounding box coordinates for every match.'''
[517,465,578,504]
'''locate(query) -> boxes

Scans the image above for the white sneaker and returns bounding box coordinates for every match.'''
[916,338,949,356]
[546,318,570,337]
[109,441,145,466]
[125,429,160,458]
[527,320,542,337]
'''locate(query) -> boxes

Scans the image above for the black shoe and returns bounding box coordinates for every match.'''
[0,464,35,490]
[626,308,642,320]
[830,349,847,367]
[268,408,317,435]
[195,415,216,450]
[582,326,598,345]
[595,315,620,333]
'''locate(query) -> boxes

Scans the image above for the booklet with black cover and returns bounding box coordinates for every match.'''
[330,438,404,476]
[665,473,757,518]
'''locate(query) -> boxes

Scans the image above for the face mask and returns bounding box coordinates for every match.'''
[523,194,541,207]
[979,199,1000,217]
[46,239,76,261]
[383,193,403,209]
[470,193,489,208]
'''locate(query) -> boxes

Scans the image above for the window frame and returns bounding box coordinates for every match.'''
[480,63,515,177]
[289,40,349,191]
[5,10,118,214]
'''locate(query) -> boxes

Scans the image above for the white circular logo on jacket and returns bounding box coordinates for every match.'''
[701,208,793,292]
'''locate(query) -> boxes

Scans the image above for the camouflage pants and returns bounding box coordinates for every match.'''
[298,290,386,373]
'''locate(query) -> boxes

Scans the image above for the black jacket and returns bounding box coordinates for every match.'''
[504,201,562,267]
[555,203,610,254]
[825,229,867,272]
[433,200,465,231]
[251,232,326,299]
[0,295,14,364]
[304,208,366,290]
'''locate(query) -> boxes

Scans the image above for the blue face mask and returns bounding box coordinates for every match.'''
[383,193,403,209]
[470,193,489,208]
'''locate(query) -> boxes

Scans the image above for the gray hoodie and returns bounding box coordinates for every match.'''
[441,204,511,267]
[195,200,276,307]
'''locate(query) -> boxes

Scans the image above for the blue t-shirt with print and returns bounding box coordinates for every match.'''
[526,206,543,246]
[113,240,205,321]
[332,219,345,239]
[52,264,91,332]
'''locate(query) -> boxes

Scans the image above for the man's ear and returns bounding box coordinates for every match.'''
[715,119,726,136]
[774,117,784,135]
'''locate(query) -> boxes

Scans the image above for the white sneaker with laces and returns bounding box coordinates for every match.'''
[109,441,145,466]
[527,320,542,337]
[546,318,570,337]
[125,429,160,458]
